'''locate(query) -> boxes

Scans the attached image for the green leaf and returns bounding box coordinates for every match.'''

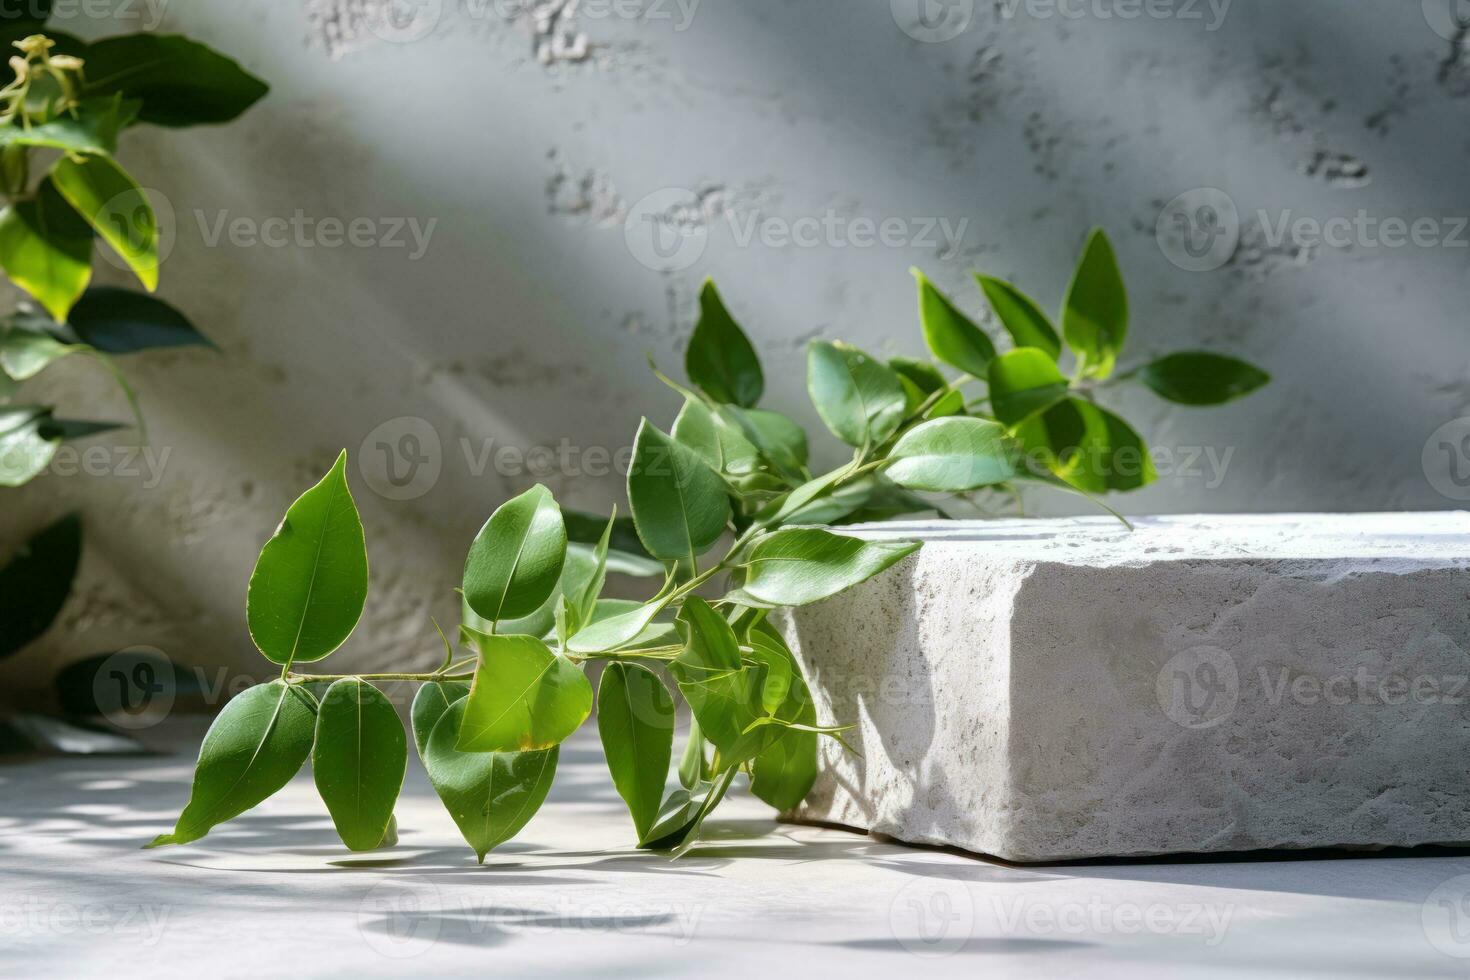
[745,627,819,811]
[1,0,47,24]
[670,597,771,767]
[0,406,56,485]
[67,287,212,353]
[718,405,809,479]
[462,484,566,625]
[738,527,920,607]
[565,597,673,655]
[457,632,592,752]
[638,778,722,851]
[1139,351,1270,406]
[313,679,407,851]
[678,717,705,790]
[83,33,270,128]
[563,509,662,577]
[575,514,615,625]
[0,317,77,380]
[598,662,675,839]
[0,179,93,322]
[913,269,996,376]
[0,94,134,155]
[146,680,316,848]
[246,451,368,666]
[1013,398,1156,493]
[423,698,558,863]
[889,357,947,397]
[886,417,1017,492]
[471,544,597,641]
[50,154,158,291]
[627,419,731,565]
[685,280,763,407]
[976,274,1061,361]
[807,341,907,448]
[1062,229,1128,379]
[988,348,1070,428]
[411,680,470,758]
[0,512,80,660]
[673,398,760,477]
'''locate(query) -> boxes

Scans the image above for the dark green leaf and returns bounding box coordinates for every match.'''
[685,279,763,407]
[1139,351,1270,406]
[598,662,675,839]
[0,179,93,322]
[745,628,818,811]
[83,33,270,127]
[563,509,662,577]
[673,398,760,477]
[457,631,592,752]
[246,451,368,666]
[0,512,79,660]
[1,0,47,24]
[424,698,558,863]
[807,341,906,448]
[462,484,566,625]
[976,274,1061,361]
[888,357,947,397]
[988,348,1070,427]
[1013,397,1156,493]
[627,419,731,565]
[146,680,316,847]
[717,405,809,483]
[737,527,920,607]
[67,287,213,353]
[914,269,996,376]
[50,153,158,291]
[1062,229,1128,379]
[411,680,470,758]
[886,417,1017,492]
[670,597,769,767]
[313,679,406,851]
[0,94,133,155]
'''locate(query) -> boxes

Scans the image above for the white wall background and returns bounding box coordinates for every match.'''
[4,0,1470,701]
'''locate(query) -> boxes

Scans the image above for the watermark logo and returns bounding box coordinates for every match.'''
[891,0,974,42]
[991,897,1234,945]
[92,646,175,731]
[95,185,176,278]
[194,210,438,261]
[1423,417,1470,502]
[358,878,443,958]
[1424,0,1470,41]
[1156,646,1238,729]
[1157,188,1239,272]
[366,0,444,42]
[996,0,1232,30]
[1424,874,1470,958]
[624,188,710,273]
[888,873,976,957]
[359,417,443,501]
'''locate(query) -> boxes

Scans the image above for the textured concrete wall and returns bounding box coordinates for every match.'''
[4,0,1469,701]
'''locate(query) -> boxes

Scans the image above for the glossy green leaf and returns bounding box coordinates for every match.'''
[670,598,770,767]
[977,274,1061,361]
[913,269,995,376]
[598,662,675,839]
[717,405,809,482]
[313,679,406,851]
[462,484,566,625]
[1013,398,1156,493]
[563,509,662,577]
[67,287,213,353]
[738,528,920,607]
[424,698,558,863]
[889,357,947,397]
[678,717,706,790]
[638,777,723,851]
[146,680,316,848]
[886,417,1017,492]
[565,597,674,655]
[673,398,760,476]
[0,406,57,485]
[0,512,79,660]
[0,317,76,380]
[806,341,907,448]
[83,34,270,128]
[457,632,592,752]
[1062,229,1128,379]
[0,179,93,322]
[246,451,368,666]
[1139,351,1270,406]
[746,628,819,811]
[685,279,763,407]
[627,419,731,565]
[411,680,470,757]
[988,348,1070,428]
[0,94,134,155]
[50,154,159,291]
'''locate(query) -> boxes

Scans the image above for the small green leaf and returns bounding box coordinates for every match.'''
[717,405,809,482]
[670,597,770,767]
[673,398,760,477]
[598,662,675,839]
[0,179,93,322]
[1139,351,1270,406]
[1062,229,1128,379]
[462,484,566,625]
[423,698,558,863]
[627,419,731,565]
[0,94,133,155]
[685,280,764,407]
[0,317,77,380]
[0,406,59,486]
[678,717,706,790]
[976,274,1061,361]
[246,451,368,666]
[0,512,80,660]
[67,287,213,353]
[807,341,907,448]
[913,269,996,376]
[1013,398,1156,493]
[638,779,724,851]
[565,598,673,655]
[83,34,270,128]
[886,417,1017,492]
[146,681,316,848]
[411,680,470,758]
[888,357,947,397]
[313,679,407,852]
[745,628,818,811]
[988,348,1070,428]
[563,509,662,577]
[50,154,158,291]
[738,527,920,607]
[457,632,592,753]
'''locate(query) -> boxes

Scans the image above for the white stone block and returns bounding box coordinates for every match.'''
[779,514,1470,862]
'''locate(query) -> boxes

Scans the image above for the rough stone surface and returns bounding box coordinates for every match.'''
[780,513,1470,862]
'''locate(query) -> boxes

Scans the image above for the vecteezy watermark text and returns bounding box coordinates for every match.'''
[194,210,438,261]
